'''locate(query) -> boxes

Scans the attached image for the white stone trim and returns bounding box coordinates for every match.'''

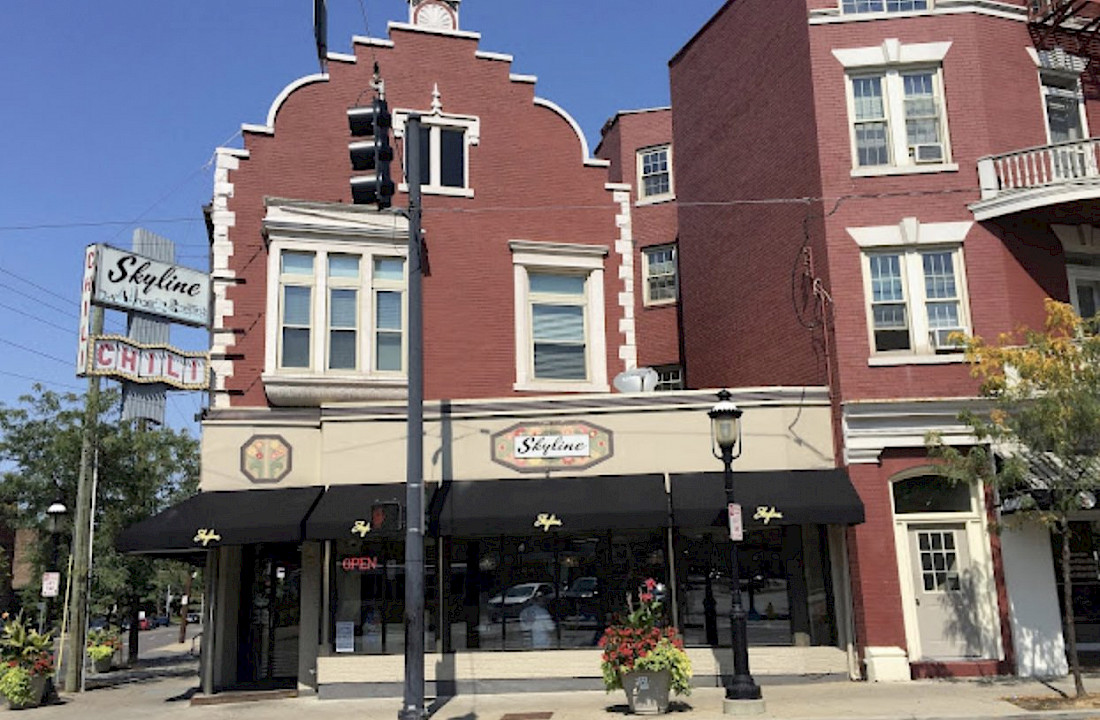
[611,187,637,372]
[475,50,514,62]
[510,240,610,394]
[832,39,952,68]
[532,97,609,168]
[386,20,480,40]
[352,35,395,48]
[847,217,973,248]
[243,73,329,135]
[851,163,959,177]
[509,74,537,84]
[209,148,244,409]
[842,397,984,464]
[326,52,357,64]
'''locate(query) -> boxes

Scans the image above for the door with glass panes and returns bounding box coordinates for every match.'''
[908,524,981,659]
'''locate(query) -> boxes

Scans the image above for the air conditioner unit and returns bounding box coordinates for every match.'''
[929,327,966,352]
[912,143,944,164]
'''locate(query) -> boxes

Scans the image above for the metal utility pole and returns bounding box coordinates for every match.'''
[63,305,103,693]
[400,115,426,720]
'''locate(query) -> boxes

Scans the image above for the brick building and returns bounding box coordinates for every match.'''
[120,0,863,698]
[670,0,1100,681]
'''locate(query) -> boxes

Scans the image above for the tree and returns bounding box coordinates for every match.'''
[0,386,199,659]
[929,299,1100,698]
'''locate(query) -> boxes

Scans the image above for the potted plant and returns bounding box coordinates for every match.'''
[0,613,54,709]
[86,627,121,673]
[599,578,691,715]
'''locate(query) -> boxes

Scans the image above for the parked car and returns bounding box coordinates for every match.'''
[151,615,169,628]
[186,612,200,624]
[561,576,600,619]
[488,582,556,621]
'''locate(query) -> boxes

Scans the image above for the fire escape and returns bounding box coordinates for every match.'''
[1028,0,1100,49]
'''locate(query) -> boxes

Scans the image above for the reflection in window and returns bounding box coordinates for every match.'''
[893,475,972,514]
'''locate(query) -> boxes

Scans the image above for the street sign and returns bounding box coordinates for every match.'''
[41,572,60,598]
[728,503,743,542]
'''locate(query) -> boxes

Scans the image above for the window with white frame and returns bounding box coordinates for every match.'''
[842,0,928,13]
[864,247,967,354]
[511,240,609,393]
[274,247,407,374]
[637,145,673,202]
[848,67,948,169]
[393,106,480,198]
[654,365,685,391]
[1068,264,1100,320]
[643,245,678,304]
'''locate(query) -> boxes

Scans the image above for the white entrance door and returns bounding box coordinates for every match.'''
[909,524,982,659]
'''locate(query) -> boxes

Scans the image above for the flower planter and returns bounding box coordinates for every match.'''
[7,674,47,710]
[621,669,671,715]
[93,655,112,673]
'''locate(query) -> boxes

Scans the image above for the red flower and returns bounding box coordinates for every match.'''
[644,578,657,590]
[639,592,653,603]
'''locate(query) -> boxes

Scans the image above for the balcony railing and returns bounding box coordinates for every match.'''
[1029,0,1100,25]
[972,138,1100,220]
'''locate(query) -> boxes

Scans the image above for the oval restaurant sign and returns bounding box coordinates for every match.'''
[491,420,613,473]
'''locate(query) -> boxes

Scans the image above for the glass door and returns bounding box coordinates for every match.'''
[238,544,301,688]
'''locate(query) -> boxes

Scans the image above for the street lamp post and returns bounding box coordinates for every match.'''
[44,502,67,631]
[708,390,763,712]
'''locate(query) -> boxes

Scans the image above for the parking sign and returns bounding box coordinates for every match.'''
[41,572,60,598]
[728,503,743,541]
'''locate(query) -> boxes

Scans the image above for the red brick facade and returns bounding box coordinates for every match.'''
[217,27,629,406]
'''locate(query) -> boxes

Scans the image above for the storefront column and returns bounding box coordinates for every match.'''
[212,546,242,690]
[783,526,811,647]
[464,540,480,649]
[201,549,218,695]
[298,542,322,691]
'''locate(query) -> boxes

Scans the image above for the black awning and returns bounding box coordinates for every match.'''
[305,483,413,540]
[670,469,864,529]
[435,474,668,536]
[116,486,325,555]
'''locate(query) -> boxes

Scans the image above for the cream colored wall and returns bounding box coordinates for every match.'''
[201,389,835,490]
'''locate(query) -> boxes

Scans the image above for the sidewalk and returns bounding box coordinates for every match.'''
[31,669,1100,720]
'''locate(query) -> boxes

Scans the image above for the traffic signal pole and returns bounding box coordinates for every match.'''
[400,115,426,720]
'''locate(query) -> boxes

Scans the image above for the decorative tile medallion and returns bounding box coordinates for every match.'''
[491,420,613,473]
[240,434,292,483]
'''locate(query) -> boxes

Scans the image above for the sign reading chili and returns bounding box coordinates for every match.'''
[341,556,380,572]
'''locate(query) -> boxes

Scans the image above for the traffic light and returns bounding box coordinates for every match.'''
[370,501,402,533]
[348,97,395,209]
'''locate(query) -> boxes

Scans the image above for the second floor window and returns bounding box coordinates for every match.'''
[529,272,589,381]
[644,245,678,304]
[865,247,967,354]
[849,67,949,169]
[276,248,407,374]
[842,0,928,12]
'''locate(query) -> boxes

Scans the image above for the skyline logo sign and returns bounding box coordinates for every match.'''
[90,244,210,328]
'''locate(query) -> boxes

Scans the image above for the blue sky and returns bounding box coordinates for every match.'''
[0,0,723,432]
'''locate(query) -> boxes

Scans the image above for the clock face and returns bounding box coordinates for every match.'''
[414,2,455,30]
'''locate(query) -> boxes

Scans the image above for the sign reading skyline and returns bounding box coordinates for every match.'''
[90,244,210,327]
[491,420,613,473]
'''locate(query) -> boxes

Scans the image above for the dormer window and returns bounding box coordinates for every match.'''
[636,145,674,204]
[393,84,480,198]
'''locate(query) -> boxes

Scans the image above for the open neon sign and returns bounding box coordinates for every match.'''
[341,556,380,572]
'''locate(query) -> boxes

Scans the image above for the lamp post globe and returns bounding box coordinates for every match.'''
[46,502,67,534]
[708,390,762,709]
[43,501,67,633]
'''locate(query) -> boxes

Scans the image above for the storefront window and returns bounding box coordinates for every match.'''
[329,538,438,654]
[676,526,836,648]
[442,531,668,651]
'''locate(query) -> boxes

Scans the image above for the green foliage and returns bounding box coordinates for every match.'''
[0,664,33,706]
[598,579,691,695]
[927,300,1100,698]
[86,625,121,662]
[86,644,115,662]
[0,613,53,677]
[0,386,200,621]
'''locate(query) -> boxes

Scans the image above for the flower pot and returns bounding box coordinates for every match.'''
[7,674,47,710]
[621,669,671,715]
[93,654,112,673]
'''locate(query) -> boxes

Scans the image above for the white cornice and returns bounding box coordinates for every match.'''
[848,217,973,248]
[810,0,1026,24]
[833,39,952,68]
[263,198,409,244]
[843,397,988,464]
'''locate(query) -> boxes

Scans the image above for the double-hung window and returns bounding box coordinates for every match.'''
[849,69,948,169]
[511,240,609,393]
[273,248,407,374]
[836,41,953,174]
[852,218,972,359]
[865,248,966,354]
[842,0,928,13]
[637,145,674,203]
[643,245,678,305]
